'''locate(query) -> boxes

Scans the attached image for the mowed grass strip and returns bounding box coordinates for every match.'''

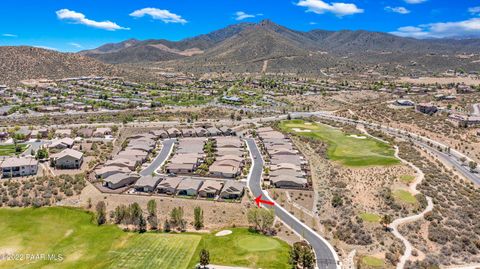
[0,144,28,156]
[278,120,399,167]
[359,212,381,223]
[393,190,417,204]
[0,207,200,269]
[188,228,291,269]
[0,208,290,269]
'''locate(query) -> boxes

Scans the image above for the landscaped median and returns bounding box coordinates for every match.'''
[0,207,291,269]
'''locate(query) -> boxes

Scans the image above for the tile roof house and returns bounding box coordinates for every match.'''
[220,181,245,199]
[156,177,183,195]
[198,180,224,198]
[176,178,203,196]
[194,127,208,137]
[134,175,163,192]
[181,128,196,137]
[77,128,94,138]
[206,127,222,136]
[95,165,131,179]
[54,129,72,138]
[50,148,84,169]
[270,175,308,189]
[219,126,235,136]
[150,130,169,139]
[93,127,112,137]
[48,137,75,150]
[209,159,242,178]
[103,173,140,189]
[167,128,181,137]
[105,158,138,170]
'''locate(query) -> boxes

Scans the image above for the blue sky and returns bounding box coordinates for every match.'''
[0,0,479,52]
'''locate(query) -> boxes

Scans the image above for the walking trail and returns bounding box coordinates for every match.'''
[390,146,434,269]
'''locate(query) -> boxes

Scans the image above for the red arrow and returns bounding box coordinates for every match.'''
[255,194,274,208]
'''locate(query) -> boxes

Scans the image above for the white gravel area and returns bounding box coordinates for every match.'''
[215,230,232,237]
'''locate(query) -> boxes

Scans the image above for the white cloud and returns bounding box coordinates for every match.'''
[130,8,187,24]
[391,18,480,38]
[235,11,255,21]
[2,33,17,37]
[469,6,480,15]
[309,22,318,25]
[69,42,83,49]
[34,45,58,51]
[385,6,410,14]
[296,0,364,17]
[56,9,129,31]
[404,0,426,4]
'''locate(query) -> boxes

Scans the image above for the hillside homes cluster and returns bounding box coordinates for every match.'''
[257,127,309,189]
[95,132,158,189]
[209,137,245,178]
[133,175,244,200]
[166,137,206,174]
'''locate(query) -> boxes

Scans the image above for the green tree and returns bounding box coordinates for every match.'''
[247,207,275,234]
[468,161,477,172]
[194,206,204,230]
[199,248,210,269]
[380,214,393,231]
[147,199,158,230]
[290,241,315,269]
[95,201,106,225]
[139,215,147,233]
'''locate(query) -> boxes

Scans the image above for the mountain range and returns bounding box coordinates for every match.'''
[1,20,480,85]
[80,20,480,75]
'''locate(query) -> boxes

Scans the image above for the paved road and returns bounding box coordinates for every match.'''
[139,139,175,176]
[245,138,340,269]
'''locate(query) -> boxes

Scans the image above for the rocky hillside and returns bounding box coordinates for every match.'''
[0,46,120,85]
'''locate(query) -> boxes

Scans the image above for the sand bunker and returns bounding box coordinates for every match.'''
[215,230,232,237]
[292,128,312,133]
[349,134,367,139]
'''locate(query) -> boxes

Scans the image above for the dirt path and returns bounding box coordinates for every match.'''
[261,60,268,73]
[390,146,434,269]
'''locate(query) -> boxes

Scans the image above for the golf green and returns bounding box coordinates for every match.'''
[236,235,281,251]
[279,119,399,167]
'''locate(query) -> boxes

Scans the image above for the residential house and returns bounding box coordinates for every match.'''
[105,158,138,170]
[220,181,244,199]
[134,175,163,192]
[270,175,308,189]
[167,128,181,137]
[198,180,224,198]
[176,178,203,196]
[181,128,195,137]
[448,114,480,127]
[1,157,38,178]
[77,128,94,138]
[48,137,75,150]
[206,127,222,137]
[194,127,208,137]
[54,129,72,138]
[209,159,242,178]
[95,165,131,179]
[103,173,140,189]
[415,103,438,115]
[93,127,112,137]
[50,148,84,169]
[219,126,235,136]
[150,130,169,139]
[156,177,183,195]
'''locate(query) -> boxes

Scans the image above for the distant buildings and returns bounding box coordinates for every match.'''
[415,103,438,115]
[448,114,480,128]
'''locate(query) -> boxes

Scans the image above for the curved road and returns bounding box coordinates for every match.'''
[139,138,175,176]
[245,138,341,269]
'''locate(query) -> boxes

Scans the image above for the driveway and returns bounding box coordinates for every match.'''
[245,138,340,269]
[139,139,175,176]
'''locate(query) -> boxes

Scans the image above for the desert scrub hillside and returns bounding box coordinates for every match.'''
[397,142,480,267]
[284,130,417,267]
[0,46,120,85]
